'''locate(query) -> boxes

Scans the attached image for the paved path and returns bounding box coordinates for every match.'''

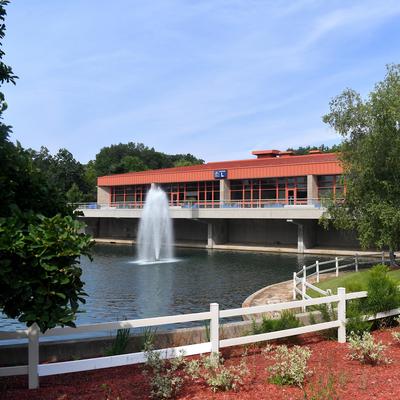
[242,272,339,314]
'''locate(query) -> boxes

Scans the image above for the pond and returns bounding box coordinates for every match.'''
[0,245,330,332]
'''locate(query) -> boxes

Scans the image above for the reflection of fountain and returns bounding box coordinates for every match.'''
[137,184,174,264]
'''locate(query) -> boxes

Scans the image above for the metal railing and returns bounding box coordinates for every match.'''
[74,198,332,210]
[1,289,399,390]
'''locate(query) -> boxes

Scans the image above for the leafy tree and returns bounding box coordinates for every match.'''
[0,1,92,332]
[66,182,84,203]
[286,144,341,155]
[120,154,147,172]
[93,142,204,176]
[322,64,400,266]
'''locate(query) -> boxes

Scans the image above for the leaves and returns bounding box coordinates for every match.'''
[322,64,400,253]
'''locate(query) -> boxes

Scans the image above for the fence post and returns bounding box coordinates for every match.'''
[293,272,297,300]
[301,277,306,312]
[382,251,385,264]
[355,254,358,272]
[337,287,346,344]
[28,323,39,389]
[210,303,219,354]
[316,260,320,283]
[303,265,306,282]
[335,257,339,277]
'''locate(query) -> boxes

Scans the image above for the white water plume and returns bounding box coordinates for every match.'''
[137,184,174,263]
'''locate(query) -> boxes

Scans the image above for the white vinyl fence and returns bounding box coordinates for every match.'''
[293,253,387,303]
[1,286,399,390]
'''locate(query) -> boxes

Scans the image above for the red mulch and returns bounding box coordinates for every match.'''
[2,328,400,400]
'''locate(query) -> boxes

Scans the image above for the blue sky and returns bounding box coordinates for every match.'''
[4,0,400,163]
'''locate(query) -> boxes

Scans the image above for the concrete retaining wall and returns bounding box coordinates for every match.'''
[227,219,297,245]
[0,321,254,367]
[82,217,362,251]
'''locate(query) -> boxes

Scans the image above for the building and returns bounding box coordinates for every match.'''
[81,149,360,253]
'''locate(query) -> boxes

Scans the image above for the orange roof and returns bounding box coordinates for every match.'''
[98,152,342,187]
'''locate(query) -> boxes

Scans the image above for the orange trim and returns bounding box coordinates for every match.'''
[97,153,343,187]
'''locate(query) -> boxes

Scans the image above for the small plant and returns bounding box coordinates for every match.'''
[251,310,302,334]
[184,359,201,379]
[303,372,339,400]
[105,328,130,356]
[314,304,337,340]
[144,348,185,400]
[392,331,400,343]
[141,327,157,351]
[348,331,389,365]
[346,300,372,337]
[265,345,312,387]
[203,353,249,392]
[203,320,210,341]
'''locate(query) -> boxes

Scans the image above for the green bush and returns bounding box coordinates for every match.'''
[265,345,312,387]
[348,331,389,365]
[200,353,249,393]
[364,264,400,315]
[0,213,92,332]
[144,348,185,400]
[105,328,130,356]
[346,300,372,337]
[251,310,302,335]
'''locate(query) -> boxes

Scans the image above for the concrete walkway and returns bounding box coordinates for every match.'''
[242,272,340,318]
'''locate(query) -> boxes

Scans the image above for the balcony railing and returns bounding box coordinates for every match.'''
[74,198,334,210]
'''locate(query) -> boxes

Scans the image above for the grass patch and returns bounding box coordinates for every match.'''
[307,268,400,297]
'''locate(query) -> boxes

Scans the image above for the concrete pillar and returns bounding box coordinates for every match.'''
[207,220,228,248]
[219,179,230,204]
[97,186,111,205]
[288,219,316,253]
[307,175,318,205]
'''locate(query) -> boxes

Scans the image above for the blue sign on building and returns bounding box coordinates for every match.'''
[214,169,228,179]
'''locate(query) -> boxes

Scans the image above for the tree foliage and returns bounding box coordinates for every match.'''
[0,1,92,332]
[286,144,341,155]
[322,64,400,263]
[93,142,204,177]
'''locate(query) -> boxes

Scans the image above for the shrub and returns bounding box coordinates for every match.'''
[303,372,339,400]
[314,304,337,340]
[346,300,372,337]
[348,331,389,365]
[149,373,183,400]
[265,345,312,387]
[105,328,130,356]
[203,353,249,392]
[144,348,185,400]
[185,352,248,393]
[251,310,302,335]
[364,264,400,315]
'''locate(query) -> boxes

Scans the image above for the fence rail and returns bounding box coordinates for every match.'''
[1,287,399,390]
[293,253,387,301]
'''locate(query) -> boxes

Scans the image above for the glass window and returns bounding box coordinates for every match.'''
[278,178,286,188]
[231,191,242,200]
[262,190,276,200]
[297,190,307,199]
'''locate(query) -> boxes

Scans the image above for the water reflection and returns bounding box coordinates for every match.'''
[0,245,330,330]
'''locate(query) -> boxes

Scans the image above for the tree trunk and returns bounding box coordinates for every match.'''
[389,249,400,268]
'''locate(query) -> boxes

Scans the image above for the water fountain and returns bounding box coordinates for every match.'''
[136,183,174,264]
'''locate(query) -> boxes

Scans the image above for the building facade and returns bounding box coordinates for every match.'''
[81,149,360,254]
[97,150,344,208]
